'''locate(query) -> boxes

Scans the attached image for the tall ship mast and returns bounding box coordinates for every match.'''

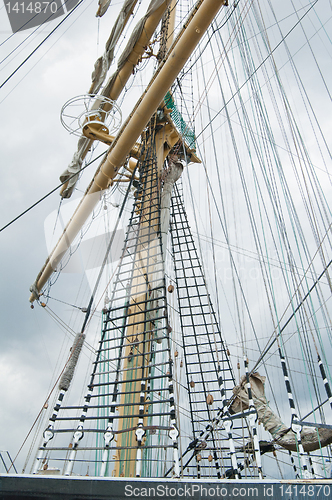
[1,0,332,492]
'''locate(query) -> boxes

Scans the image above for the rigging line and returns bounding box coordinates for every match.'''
[243,28,312,312]
[210,15,306,356]
[257,3,332,258]
[44,186,117,280]
[52,198,63,236]
[289,0,332,102]
[191,231,327,283]
[194,46,223,331]
[253,210,332,342]
[220,7,332,346]
[43,305,119,372]
[233,2,322,47]
[301,398,331,422]
[196,0,319,141]
[0,0,88,48]
[192,0,255,120]
[78,162,138,334]
[194,16,332,180]
[43,306,100,360]
[266,2,332,166]
[0,7,46,48]
[197,89,332,180]
[246,310,332,376]
[0,0,84,89]
[43,305,77,337]
[0,148,107,233]
[231,4,330,378]
[261,295,332,375]
[177,1,321,90]
[43,293,89,312]
[0,1,94,106]
[195,41,269,357]
[312,0,332,46]
[0,15,53,65]
[174,0,240,79]
[7,332,85,473]
[252,256,332,374]
[0,0,80,65]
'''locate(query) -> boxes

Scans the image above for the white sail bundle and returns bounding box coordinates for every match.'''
[91,0,138,94]
[230,373,332,453]
[60,0,172,199]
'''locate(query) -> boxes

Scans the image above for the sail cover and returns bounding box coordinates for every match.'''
[92,0,169,94]
[230,373,332,453]
[96,0,112,17]
[92,0,138,93]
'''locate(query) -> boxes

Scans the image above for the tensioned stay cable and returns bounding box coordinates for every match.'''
[252,257,332,374]
[0,0,84,89]
[196,0,319,140]
[227,3,332,400]
[0,0,83,65]
[11,157,136,472]
[0,148,107,233]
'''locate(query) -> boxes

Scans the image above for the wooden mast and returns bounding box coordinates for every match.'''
[28,0,227,477]
[112,118,183,478]
[112,0,196,468]
[29,0,228,303]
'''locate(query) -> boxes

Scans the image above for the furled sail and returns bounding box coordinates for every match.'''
[96,0,112,17]
[91,0,138,94]
[230,373,332,452]
[60,0,172,199]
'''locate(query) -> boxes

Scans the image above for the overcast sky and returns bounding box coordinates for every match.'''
[0,0,331,477]
[0,0,175,473]
[0,0,130,472]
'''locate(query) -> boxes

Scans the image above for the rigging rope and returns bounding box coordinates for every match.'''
[0,0,85,89]
[0,149,107,233]
[196,0,319,140]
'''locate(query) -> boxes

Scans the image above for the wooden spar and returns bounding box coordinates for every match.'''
[29,0,227,303]
[60,0,173,197]
[165,0,176,53]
